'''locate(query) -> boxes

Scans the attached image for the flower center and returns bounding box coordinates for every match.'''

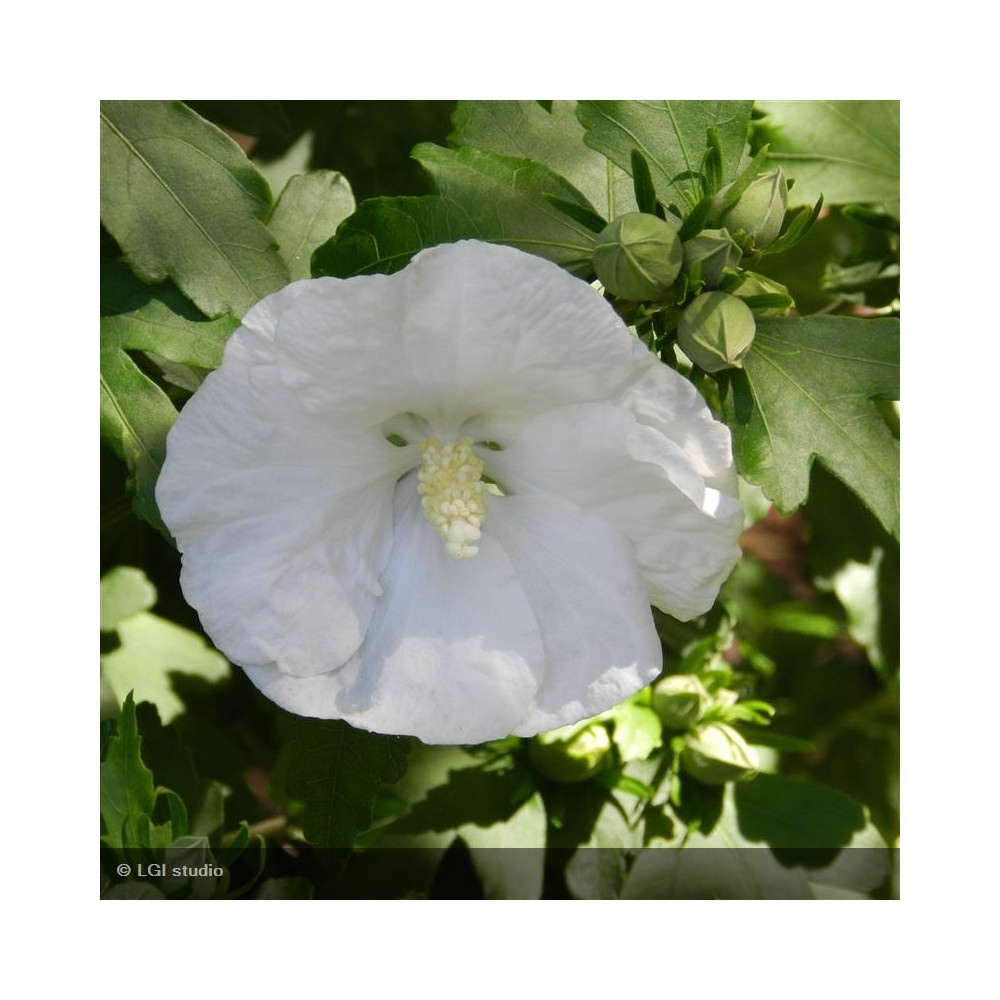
[417,437,486,559]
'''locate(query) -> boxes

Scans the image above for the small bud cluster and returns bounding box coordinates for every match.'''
[417,437,486,559]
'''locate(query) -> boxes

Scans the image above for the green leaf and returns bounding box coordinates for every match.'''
[312,195,480,277]
[755,101,899,212]
[449,100,635,219]
[622,774,888,898]
[100,566,157,632]
[100,273,238,534]
[576,101,753,211]
[606,701,663,763]
[101,693,167,848]
[412,144,600,276]
[719,315,899,537]
[101,613,230,724]
[285,718,411,847]
[100,100,289,318]
[459,793,547,899]
[268,170,355,280]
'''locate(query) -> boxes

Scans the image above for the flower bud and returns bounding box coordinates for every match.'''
[677,292,756,373]
[718,168,788,249]
[593,212,683,301]
[730,271,792,317]
[682,229,741,288]
[652,674,710,730]
[681,723,758,785]
[529,722,612,783]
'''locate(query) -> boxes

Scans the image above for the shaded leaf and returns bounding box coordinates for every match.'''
[450,100,635,218]
[412,144,600,276]
[755,101,899,212]
[268,170,355,280]
[719,315,899,537]
[102,612,230,725]
[576,101,753,210]
[285,718,411,847]
[100,272,238,535]
[100,100,289,318]
[312,195,480,277]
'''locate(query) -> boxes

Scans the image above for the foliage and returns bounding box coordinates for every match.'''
[101,100,899,900]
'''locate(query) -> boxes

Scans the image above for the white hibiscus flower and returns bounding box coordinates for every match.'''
[156,240,743,745]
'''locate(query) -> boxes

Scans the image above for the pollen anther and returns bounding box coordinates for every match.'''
[417,437,487,558]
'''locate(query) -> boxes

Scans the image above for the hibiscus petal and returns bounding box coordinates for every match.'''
[273,241,641,434]
[324,479,546,744]
[157,322,414,677]
[485,494,663,735]
[487,402,743,621]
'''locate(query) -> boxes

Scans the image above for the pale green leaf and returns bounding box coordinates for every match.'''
[268,170,355,280]
[100,566,157,632]
[755,101,899,212]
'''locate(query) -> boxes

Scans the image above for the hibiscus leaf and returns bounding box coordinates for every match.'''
[267,170,355,281]
[719,314,900,538]
[449,100,635,219]
[412,144,600,277]
[101,692,165,848]
[576,100,753,211]
[100,565,157,632]
[754,100,900,213]
[621,774,889,899]
[100,100,289,319]
[285,718,412,848]
[311,194,481,277]
[100,266,238,535]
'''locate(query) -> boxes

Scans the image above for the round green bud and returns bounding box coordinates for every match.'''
[677,292,757,373]
[529,722,612,784]
[730,270,792,318]
[682,229,741,288]
[593,212,683,301]
[681,723,758,786]
[652,674,710,730]
[718,168,788,249]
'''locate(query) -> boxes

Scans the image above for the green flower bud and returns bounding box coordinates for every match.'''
[652,674,710,730]
[529,722,612,784]
[681,723,758,786]
[593,212,683,301]
[718,168,788,249]
[677,292,756,373]
[730,271,792,318]
[682,229,741,288]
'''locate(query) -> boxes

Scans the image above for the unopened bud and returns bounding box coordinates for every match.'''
[730,271,793,317]
[677,292,756,372]
[681,723,758,785]
[652,675,710,730]
[682,229,741,288]
[593,212,683,301]
[718,168,788,249]
[529,722,612,784]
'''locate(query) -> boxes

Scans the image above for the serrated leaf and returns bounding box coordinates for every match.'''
[755,101,899,212]
[606,702,663,763]
[412,144,600,276]
[577,101,753,211]
[720,315,899,537]
[100,693,168,848]
[100,271,238,534]
[100,100,289,318]
[312,195,481,277]
[100,566,157,631]
[268,170,355,280]
[285,718,411,847]
[449,100,635,219]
